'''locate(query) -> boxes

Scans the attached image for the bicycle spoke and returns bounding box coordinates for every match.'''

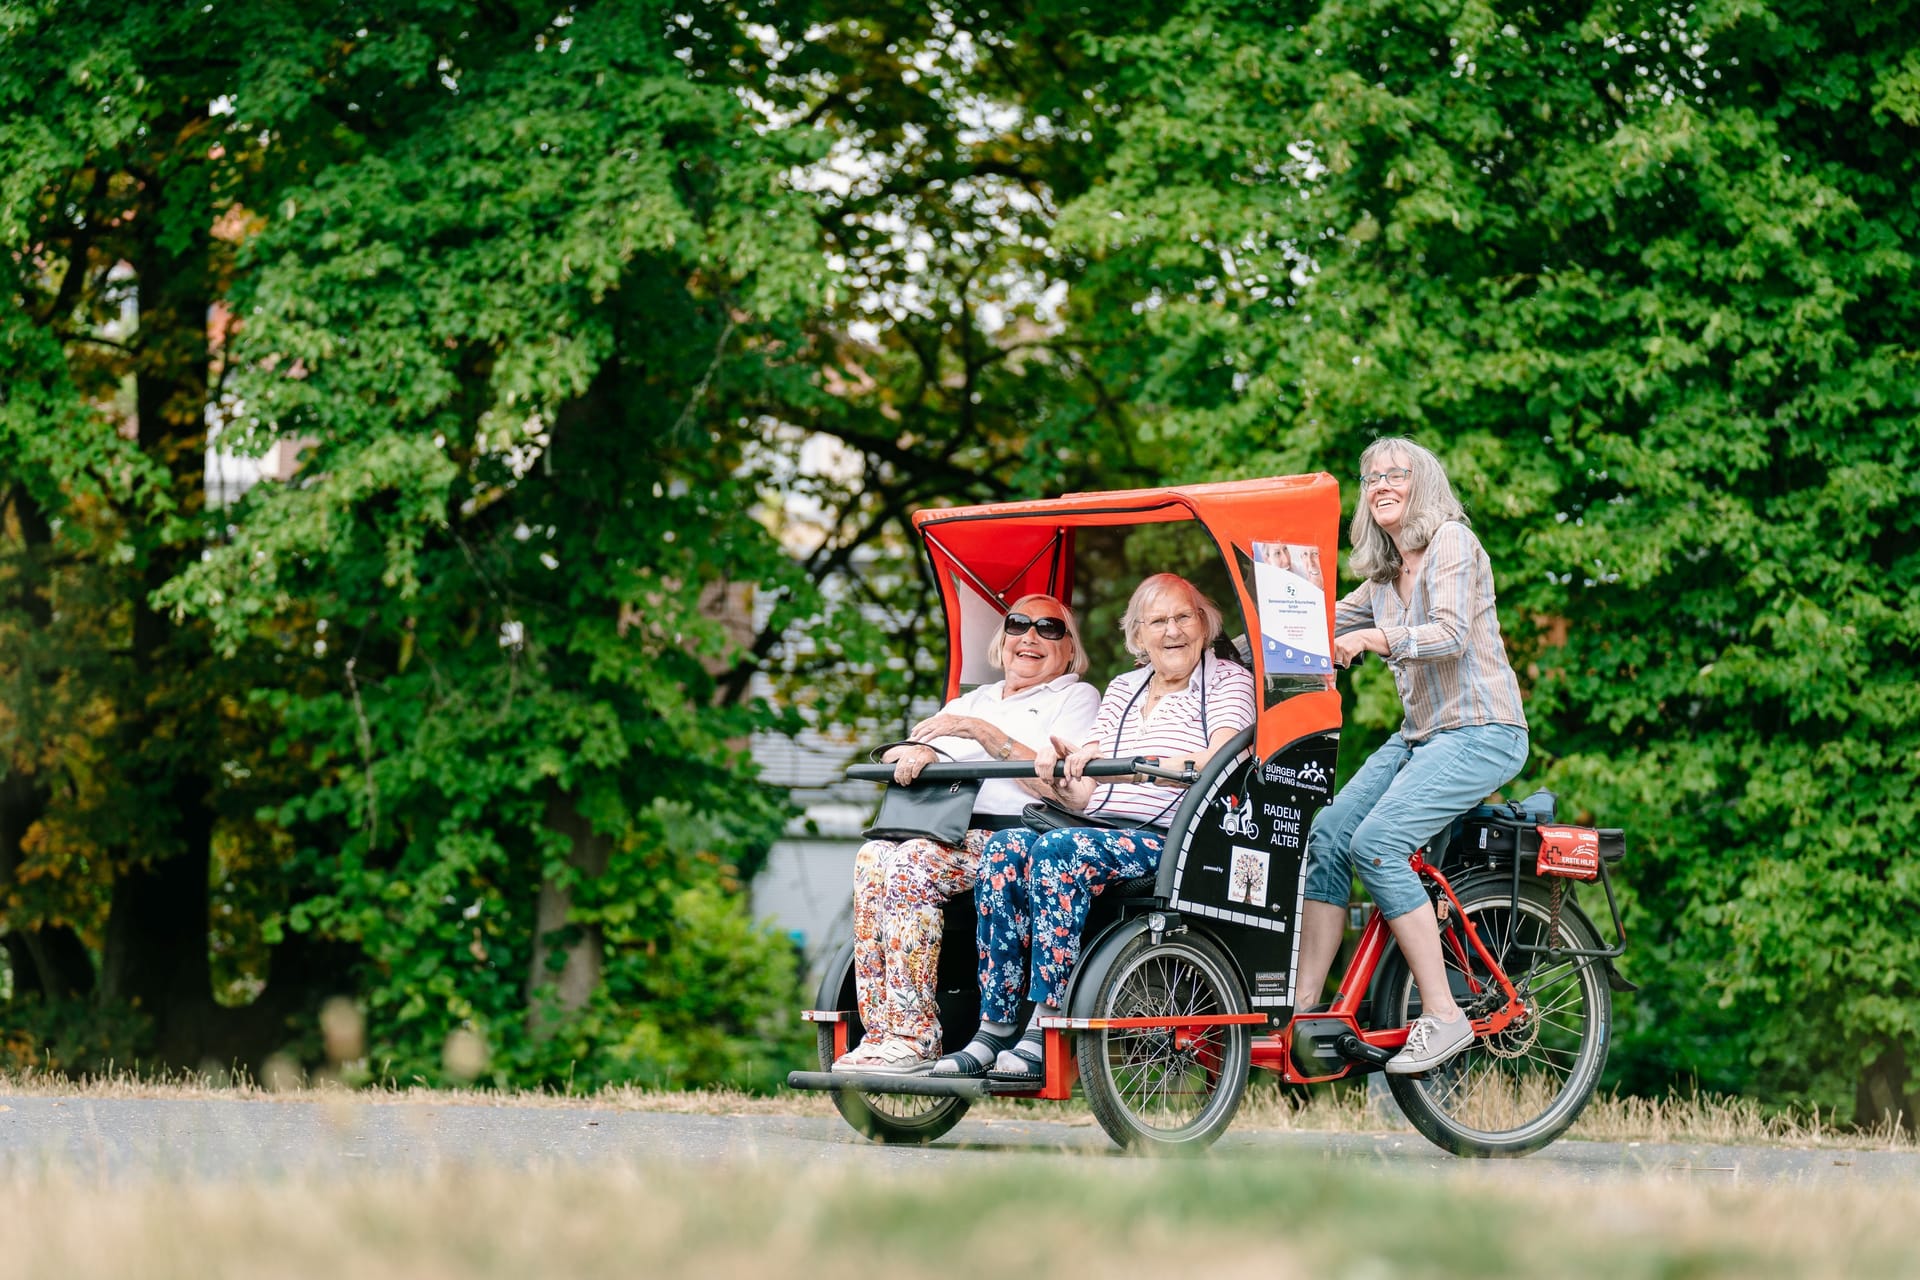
[1100,947,1234,1132]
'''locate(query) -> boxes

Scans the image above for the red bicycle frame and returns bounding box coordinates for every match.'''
[1036,852,1529,1093]
[1261,852,1523,1080]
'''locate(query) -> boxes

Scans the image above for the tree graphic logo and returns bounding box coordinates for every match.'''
[1227,847,1270,907]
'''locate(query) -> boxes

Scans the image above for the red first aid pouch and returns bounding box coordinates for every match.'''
[1536,824,1600,880]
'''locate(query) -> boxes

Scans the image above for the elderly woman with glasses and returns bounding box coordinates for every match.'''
[1291,437,1530,1076]
[833,594,1100,1075]
[933,573,1256,1081]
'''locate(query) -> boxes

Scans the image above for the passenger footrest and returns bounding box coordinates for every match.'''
[787,1070,1015,1099]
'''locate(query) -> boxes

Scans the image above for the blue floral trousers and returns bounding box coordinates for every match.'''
[974,826,1163,1023]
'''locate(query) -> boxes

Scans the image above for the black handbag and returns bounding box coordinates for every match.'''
[863,741,982,845]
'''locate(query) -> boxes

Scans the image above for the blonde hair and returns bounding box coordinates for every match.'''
[1349,437,1467,584]
[987,593,1090,676]
[1120,574,1224,664]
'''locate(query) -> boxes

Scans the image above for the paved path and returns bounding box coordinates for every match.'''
[1,1094,1911,1187]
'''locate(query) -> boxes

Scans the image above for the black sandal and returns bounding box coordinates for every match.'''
[987,1033,1045,1083]
[929,1043,999,1079]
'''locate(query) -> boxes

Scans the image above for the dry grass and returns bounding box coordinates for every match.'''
[0,1067,837,1116]
[3,1067,1910,1151]
[3,1157,1919,1279]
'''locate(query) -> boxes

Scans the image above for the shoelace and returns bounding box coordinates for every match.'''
[1402,1017,1438,1053]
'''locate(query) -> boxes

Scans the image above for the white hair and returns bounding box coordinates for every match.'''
[1119,574,1224,663]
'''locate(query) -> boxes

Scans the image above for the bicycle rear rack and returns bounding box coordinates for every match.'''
[1508,851,1628,961]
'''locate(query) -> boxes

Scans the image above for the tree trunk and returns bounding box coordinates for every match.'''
[1855,1042,1918,1134]
[525,785,612,1037]
[0,487,96,1000]
[97,111,221,1068]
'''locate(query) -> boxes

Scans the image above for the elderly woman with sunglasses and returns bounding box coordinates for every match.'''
[1291,437,1530,1076]
[934,574,1256,1081]
[833,594,1100,1075]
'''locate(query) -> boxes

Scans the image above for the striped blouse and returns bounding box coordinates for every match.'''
[1332,521,1527,744]
[1080,655,1257,826]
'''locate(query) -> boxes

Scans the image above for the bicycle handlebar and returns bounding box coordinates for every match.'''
[846,757,1201,786]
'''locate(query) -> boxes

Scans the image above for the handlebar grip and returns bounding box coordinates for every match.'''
[846,758,1158,783]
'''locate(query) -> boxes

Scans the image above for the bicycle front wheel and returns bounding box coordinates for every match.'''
[1373,879,1611,1157]
[1078,931,1252,1153]
[812,943,970,1145]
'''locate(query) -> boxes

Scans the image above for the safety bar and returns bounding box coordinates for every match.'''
[846,757,1200,785]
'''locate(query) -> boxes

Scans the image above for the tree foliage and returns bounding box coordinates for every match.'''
[3,0,1917,1113]
[1029,0,1920,1120]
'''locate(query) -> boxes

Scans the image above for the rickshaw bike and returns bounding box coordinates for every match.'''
[786,472,1629,1157]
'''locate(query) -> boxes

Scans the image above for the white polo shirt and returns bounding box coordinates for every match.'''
[927,673,1101,815]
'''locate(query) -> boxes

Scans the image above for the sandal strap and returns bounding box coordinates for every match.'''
[988,1039,1045,1082]
[931,1045,996,1077]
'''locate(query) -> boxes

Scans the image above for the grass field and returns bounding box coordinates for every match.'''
[5,1155,1918,1279]
[4,1072,1916,1277]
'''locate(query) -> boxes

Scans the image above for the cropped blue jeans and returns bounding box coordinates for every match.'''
[1303,724,1529,920]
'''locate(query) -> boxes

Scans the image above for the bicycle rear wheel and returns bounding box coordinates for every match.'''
[1373,879,1610,1157]
[813,943,970,1145]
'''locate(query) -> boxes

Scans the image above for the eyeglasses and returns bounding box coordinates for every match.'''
[1143,611,1197,635]
[1003,612,1069,641]
[1359,466,1413,490]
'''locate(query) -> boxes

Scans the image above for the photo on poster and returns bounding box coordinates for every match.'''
[1250,541,1332,676]
[1227,845,1271,908]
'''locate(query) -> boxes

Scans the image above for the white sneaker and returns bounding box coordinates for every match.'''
[835,1039,937,1075]
[1384,1012,1474,1075]
[830,1042,886,1072]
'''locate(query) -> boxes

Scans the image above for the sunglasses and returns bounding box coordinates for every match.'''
[1003,612,1069,641]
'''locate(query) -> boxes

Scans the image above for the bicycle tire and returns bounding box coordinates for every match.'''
[814,1024,971,1144]
[1372,878,1611,1157]
[1078,931,1252,1153]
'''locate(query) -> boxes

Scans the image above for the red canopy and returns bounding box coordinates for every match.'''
[913,473,1343,762]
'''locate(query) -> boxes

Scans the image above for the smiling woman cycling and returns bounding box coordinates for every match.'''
[1291,437,1530,1076]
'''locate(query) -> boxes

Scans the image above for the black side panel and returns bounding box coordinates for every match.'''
[1156,729,1340,1013]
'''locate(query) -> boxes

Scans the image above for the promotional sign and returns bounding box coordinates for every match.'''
[1165,731,1338,1010]
[1250,541,1333,678]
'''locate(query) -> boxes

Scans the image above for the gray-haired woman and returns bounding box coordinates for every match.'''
[1291,437,1530,1075]
[932,573,1256,1081]
[834,593,1100,1075]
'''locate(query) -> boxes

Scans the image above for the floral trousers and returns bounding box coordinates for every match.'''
[850,829,993,1058]
[974,826,1163,1024]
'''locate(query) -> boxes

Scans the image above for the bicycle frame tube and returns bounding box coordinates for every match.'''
[1258,852,1529,1082]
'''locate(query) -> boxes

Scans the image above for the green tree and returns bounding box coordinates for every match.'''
[3,0,836,1086]
[1036,0,1920,1121]
[1,0,363,1068]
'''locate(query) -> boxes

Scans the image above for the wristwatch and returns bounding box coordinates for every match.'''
[996,735,1015,760]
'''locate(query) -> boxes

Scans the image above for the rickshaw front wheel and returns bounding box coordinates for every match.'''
[1078,930,1252,1153]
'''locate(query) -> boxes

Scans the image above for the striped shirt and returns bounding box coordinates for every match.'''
[1079,655,1257,826]
[1332,521,1527,744]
